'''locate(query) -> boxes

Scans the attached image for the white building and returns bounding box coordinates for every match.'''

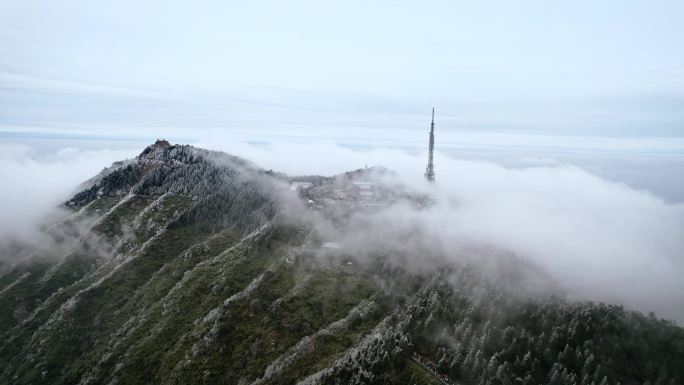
[290,181,312,191]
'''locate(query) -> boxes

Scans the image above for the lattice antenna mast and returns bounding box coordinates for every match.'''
[424,107,436,182]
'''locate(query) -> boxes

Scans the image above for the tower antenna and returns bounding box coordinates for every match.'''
[424,107,436,182]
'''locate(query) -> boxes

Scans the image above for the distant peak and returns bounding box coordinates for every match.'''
[139,139,173,159]
[153,139,171,148]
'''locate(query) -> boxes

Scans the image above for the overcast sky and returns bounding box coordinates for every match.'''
[1,0,683,142]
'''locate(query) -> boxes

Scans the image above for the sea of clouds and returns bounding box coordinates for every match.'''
[1,139,683,322]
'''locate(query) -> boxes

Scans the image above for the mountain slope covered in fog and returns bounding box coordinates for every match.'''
[0,141,682,385]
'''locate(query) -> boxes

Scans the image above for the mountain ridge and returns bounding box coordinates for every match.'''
[0,141,682,385]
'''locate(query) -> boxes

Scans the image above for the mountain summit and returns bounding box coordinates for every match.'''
[0,142,682,385]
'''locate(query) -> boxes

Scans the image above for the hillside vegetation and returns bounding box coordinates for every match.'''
[0,141,681,385]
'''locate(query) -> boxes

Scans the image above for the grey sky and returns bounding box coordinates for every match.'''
[1,0,683,141]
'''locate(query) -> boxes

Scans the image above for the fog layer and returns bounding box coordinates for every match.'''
[205,140,684,322]
[1,140,682,321]
[0,144,137,241]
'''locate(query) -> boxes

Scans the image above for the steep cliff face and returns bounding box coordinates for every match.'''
[0,142,682,385]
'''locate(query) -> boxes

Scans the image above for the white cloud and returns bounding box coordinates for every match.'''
[427,160,684,321]
[1,138,682,321]
[0,144,138,240]
[201,139,684,321]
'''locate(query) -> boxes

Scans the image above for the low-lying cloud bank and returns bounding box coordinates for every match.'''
[0,144,137,242]
[431,160,684,321]
[1,139,683,322]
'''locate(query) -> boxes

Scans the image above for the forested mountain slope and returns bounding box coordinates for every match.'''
[0,141,681,385]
